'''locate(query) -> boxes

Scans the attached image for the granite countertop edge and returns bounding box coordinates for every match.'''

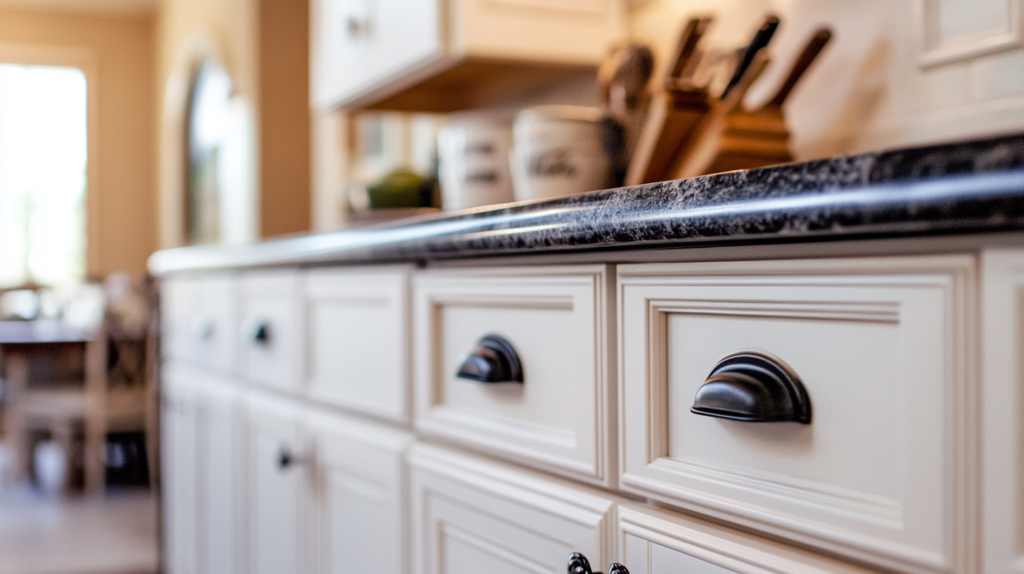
[148,132,1024,276]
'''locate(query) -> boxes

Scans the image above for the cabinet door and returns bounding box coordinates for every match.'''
[162,370,199,574]
[312,0,441,108]
[310,409,410,574]
[245,392,308,574]
[411,443,617,574]
[194,378,243,574]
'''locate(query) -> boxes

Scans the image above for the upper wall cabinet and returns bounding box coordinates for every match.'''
[310,0,626,111]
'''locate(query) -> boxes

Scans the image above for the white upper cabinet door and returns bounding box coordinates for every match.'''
[410,443,618,574]
[240,271,303,392]
[162,274,237,373]
[245,392,309,574]
[618,256,977,574]
[310,0,624,110]
[305,266,411,422]
[312,0,442,108]
[413,265,616,487]
[617,504,874,574]
[309,408,411,574]
[981,249,1024,574]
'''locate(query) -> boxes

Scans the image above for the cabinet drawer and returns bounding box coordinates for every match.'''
[617,504,872,574]
[410,443,616,574]
[413,265,614,486]
[618,256,975,574]
[162,274,237,373]
[305,266,411,422]
[240,271,302,392]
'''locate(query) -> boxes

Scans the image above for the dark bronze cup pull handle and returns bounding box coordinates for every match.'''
[253,321,270,345]
[691,352,811,424]
[456,334,523,384]
[567,553,630,574]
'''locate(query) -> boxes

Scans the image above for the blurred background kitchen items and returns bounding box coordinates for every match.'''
[438,114,514,211]
[510,105,619,202]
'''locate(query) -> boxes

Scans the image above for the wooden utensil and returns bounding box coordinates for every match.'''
[624,17,713,186]
[670,27,833,179]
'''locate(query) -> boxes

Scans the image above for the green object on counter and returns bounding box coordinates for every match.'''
[367,170,429,209]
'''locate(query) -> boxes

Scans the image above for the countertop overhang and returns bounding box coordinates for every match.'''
[148,133,1024,276]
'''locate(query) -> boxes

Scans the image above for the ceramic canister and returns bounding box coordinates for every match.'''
[510,105,615,202]
[437,116,515,211]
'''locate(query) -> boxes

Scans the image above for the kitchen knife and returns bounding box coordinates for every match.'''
[720,15,780,99]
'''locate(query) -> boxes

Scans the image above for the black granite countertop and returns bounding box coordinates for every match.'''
[148,132,1024,275]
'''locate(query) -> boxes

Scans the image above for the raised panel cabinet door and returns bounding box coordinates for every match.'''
[161,368,199,574]
[309,409,411,574]
[413,265,616,488]
[240,271,303,392]
[313,0,441,108]
[305,266,411,422]
[981,249,1024,574]
[194,375,243,574]
[245,392,308,574]
[618,256,977,574]
[161,274,238,373]
[410,443,618,574]
[617,504,873,574]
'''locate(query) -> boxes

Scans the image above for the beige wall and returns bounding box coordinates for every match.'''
[0,7,156,277]
[629,0,1024,160]
[156,0,309,247]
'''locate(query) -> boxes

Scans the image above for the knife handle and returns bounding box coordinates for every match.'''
[767,28,833,108]
[721,14,780,99]
[666,17,713,87]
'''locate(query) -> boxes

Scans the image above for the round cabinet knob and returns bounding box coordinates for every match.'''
[567,553,630,574]
[691,351,811,424]
[278,446,307,470]
[190,314,215,340]
[456,334,523,384]
[252,321,271,346]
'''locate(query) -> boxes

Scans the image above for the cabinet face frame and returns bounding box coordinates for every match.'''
[413,265,617,487]
[981,249,1024,574]
[617,255,978,574]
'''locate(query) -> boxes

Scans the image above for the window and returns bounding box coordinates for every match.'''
[0,64,87,288]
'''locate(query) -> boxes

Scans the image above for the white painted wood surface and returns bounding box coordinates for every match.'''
[413,265,616,487]
[309,407,411,574]
[244,391,309,574]
[162,274,238,374]
[305,266,412,422]
[240,271,304,392]
[409,443,618,574]
[618,256,977,574]
[161,366,199,574]
[981,249,1024,574]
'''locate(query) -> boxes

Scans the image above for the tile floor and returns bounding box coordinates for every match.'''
[0,488,158,574]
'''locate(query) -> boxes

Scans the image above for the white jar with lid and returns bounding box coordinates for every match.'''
[437,116,514,211]
[510,106,615,202]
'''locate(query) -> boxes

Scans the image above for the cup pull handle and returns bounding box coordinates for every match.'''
[456,334,523,384]
[691,351,811,424]
[568,552,630,574]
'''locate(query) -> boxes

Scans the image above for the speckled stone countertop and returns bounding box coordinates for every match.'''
[148,132,1024,275]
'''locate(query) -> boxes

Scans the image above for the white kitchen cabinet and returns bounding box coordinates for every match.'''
[617,256,976,574]
[309,408,411,574]
[410,443,618,574]
[162,274,237,374]
[310,0,625,110]
[240,271,303,392]
[244,391,309,574]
